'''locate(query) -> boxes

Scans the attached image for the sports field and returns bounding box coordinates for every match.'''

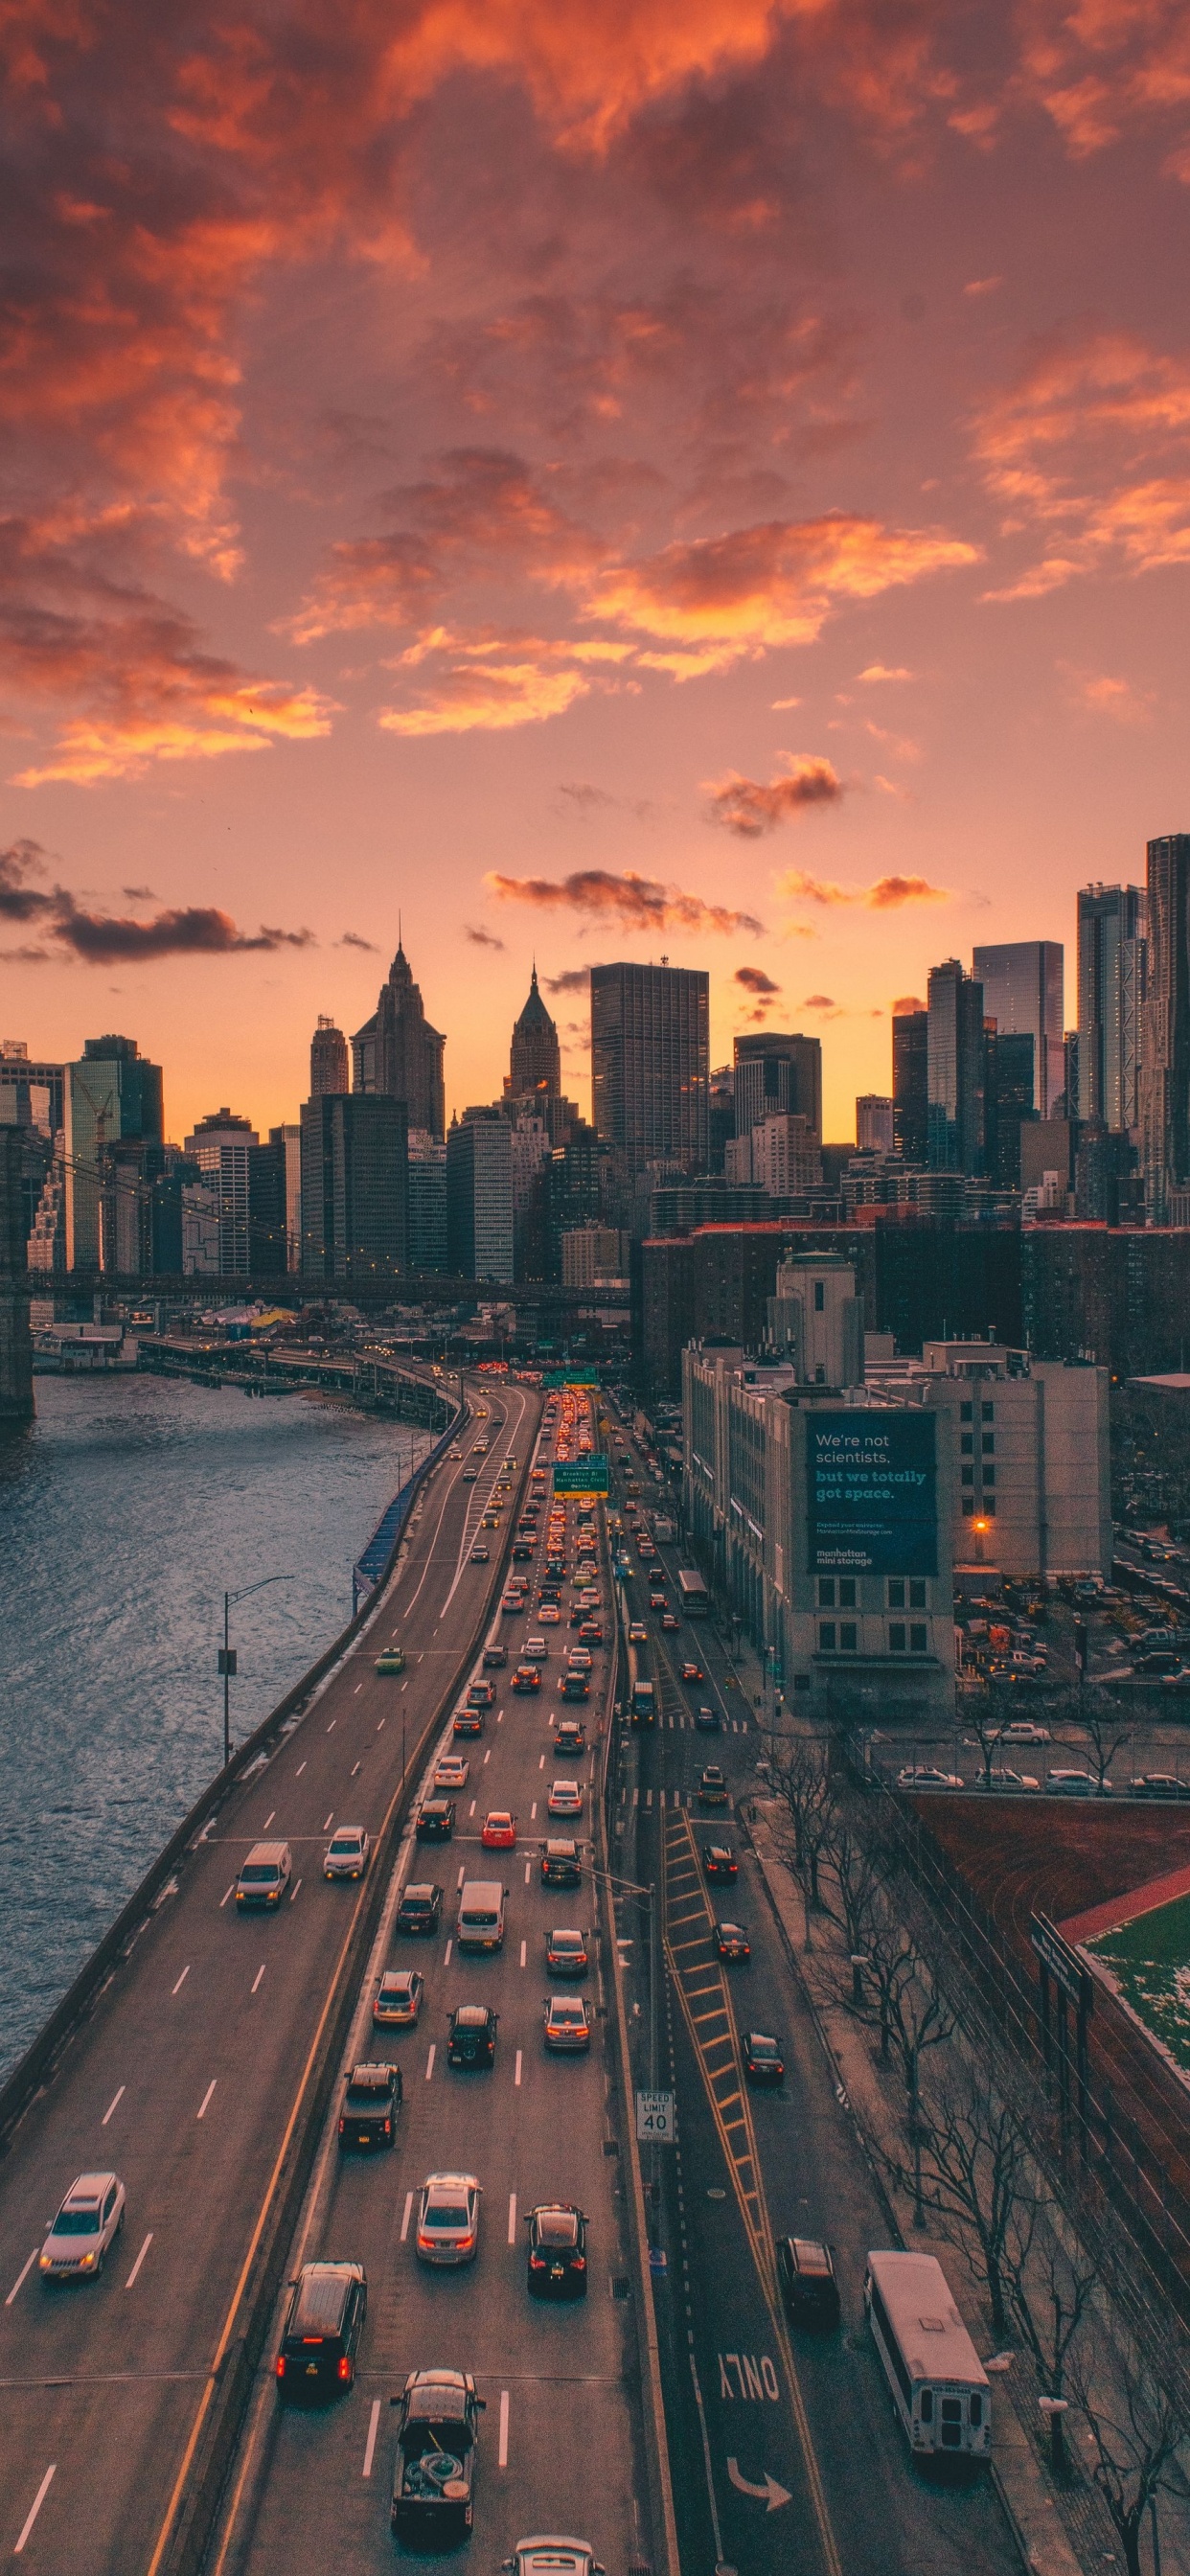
[1087,1892,1190,2079]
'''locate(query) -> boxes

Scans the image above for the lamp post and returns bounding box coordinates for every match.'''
[219,1573,294,1768]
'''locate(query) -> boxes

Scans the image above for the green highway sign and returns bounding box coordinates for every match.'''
[544,1368,599,1388]
[553,1456,609,1494]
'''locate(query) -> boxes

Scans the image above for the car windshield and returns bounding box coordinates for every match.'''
[55,2205,101,2235]
[751,2038,778,2058]
[537,2212,579,2245]
[553,1933,583,1950]
[330,1836,360,1853]
[426,2201,469,2227]
[552,2005,584,2024]
[240,1864,278,1882]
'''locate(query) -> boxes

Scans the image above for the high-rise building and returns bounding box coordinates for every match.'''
[733,1034,822,1143]
[1077,885,1147,1131]
[708,1067,735,1174]
[747,1113,822,1197]
[269,1123,303,1271]
[927,962,986,1175]
[508,1111,551,1280]
[352,939,446,1139]
[985,1030,1037,1188]
[506,967,561,1100]
[309,1016,348,1098]
[973,942,1064,1116]
[406,1131,447,1275]
[545,1120,603,1278]
[590,963,709,1176]
[1142,834,1190,1223]
[66,1036,164,1270]
[300,1093,408,1280]
[446,1108,514,1281]
[856,1095,894,1154]
[892,1009,928,1163]
[247,1138,288,1276]
[184,1108,258,1276]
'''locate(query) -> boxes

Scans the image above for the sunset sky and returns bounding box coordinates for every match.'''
[3,0,1190,1141]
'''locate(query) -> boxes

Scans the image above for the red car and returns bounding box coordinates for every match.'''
[481,1810,517,1849]
[681,1663,704,1686]
[512,1666,542,1693]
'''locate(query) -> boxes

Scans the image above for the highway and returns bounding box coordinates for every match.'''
[604,1408,1022,2576]
[0,1372,549,2573]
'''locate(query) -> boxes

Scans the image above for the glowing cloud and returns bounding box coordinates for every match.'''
[485,868,763,934]
[584,513,979,658]
[704,754,844,836]
[778,867,949,908]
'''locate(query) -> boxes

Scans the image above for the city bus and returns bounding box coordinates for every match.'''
[626,1641,655,1725]
[676,1569,710,1619]
[864,2251,991,2461]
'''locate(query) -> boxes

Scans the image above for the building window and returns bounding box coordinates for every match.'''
[887,1579,905,1609]
[983,1465,995,1486]
[819,1622,836,1652]
[909,1622,928,1653]
[817,1577,835,1608]
[982,1400,995,1421]
[960,1401,973,1423]
[814,1279,825,1311]
[962,1465,973,1486]
[839,1622,858,1652]
[984,1495,996,1516]
[838,1578,857,1609]
[909,1579,927,1609]
[982,1432,995,1454]
[888,1622,906,1652]
[961,1433,973,1455]
[962,1498,973,1516]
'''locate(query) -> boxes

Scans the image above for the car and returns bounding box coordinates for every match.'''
[543,1995,592,2052]
[470,1544,491,1563]
[628,1622,648,1644]
[541,1839,582,1886]
[680,1663,704,1685]
[579,1621,604,1645]
[235,1841,293,1909]
[539,1602,562,1624]
[446,2003,499,2068]
[698,1766,729,1807]
[375,1645,406,1673]
[524,1635,549,1662]
[703,1843,738,1881]
[324,1826,370,1880]
[468,1678,496,1708]
[553,1716,586,1754]
[548,1778,584,1817]
[391,2369,485,2542]
[483,1644,508,1668]
[568,1648,593,1672]
[1048,1768,1110,1796]
[338,2060,401,2150]
[502,1591,527,1615]
[1130,1772,1190,1800]
[545,1927,589,1976]
[513,1665,542,1692]
[397,1882,444,1936]
[39,2172,126,2281]
[416,1798,455,1843]
[649,1592,667,1611]
[561,1673,590,1701]
[482,1810,517,1849]
[415,2172,481,2266]
[695,1704,721,1732]
[373,1968,423,2029]
[453,1705,484,1735]
[463,1467,480,1483]
[526,2204,588,2299]
[715,1920,750,1961]
[743,2031,785,2086]
[513,1542,534,1562]
[661,1613,680,1632]
[972,1767,1040,1791]
[776,2236,840,2327]
[276,2262,366,2400]
[995,1719,1052,1744]
[895,1766,964,1792]
[481,1511,500,1530]
[434,1755,469,1791]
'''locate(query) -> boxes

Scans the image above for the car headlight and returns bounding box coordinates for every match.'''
[39,2253,51,2270]
[80,2252,97,2269]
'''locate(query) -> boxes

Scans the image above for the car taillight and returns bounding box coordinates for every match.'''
[338,2356,352,2381]
[338,2118,345,2132]
[529,2254,545,2269]
[276,2356,286,2378]
[383,2119,391,2134]
[572,2255,586,2269]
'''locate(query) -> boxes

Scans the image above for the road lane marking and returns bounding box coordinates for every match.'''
[483,1748,491,1764]
[524,1862,531,1883]
[327,1719,336,1733]
[289,1877,302,1902]
[538,1754,545,1769]
[355,1683,363,1694]
[102,2085,126,2127]
[519,1941,526,1966]
[125,2233,152,2290]
[400,2192,413,2243]
[197,2082,217,2120]
[530,1803,537,1821]
[507,2194,517,2245]
[263,1811,275,1830]
[351,1761,361,1778]
[515,2050,522,2087]
[362,2397,380,2478]
[469,1801,476,1818]
[5,2252,37,2309]
[377,1717,385,1731]
[219,1884,235,1908]
[251,1966,265,1994]
[13,2465,56,2556]
[323,1810,333,1830]
[424,2045,435,2082]
[444,1941,452,1966]
[457,1866,465,1887]
[498,2389,510,2468]
[295,1760,306,1776]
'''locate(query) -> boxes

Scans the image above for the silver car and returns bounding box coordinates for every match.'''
[415,2172,481,2266]
[324,1826,370,1880]
[40,2172,126,2281]
[503,2542,606,2576]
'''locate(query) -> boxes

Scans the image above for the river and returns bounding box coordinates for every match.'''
[0,1372,428,2082]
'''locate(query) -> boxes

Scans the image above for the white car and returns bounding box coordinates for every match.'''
[324,1826,370,1880]
[895,1766,963,1792]
[538,1603,561,1624]
[504,2542,606,2576]
[40,2172,126,2280]
[995,1720,1052,1745]
[435,1755,469,1791]
[548,1778,584,1817]
[972,1766,1040,1792]
[1047,1769,1110,1797]
[416,2172,481,2266]
[524,1636,548,1663]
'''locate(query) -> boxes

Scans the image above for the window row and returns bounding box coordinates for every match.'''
[818,1622,928,1655]
[818,1576,927,1609]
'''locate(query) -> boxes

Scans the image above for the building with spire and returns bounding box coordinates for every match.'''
[351,937,446,1139]
[506,965,561,1102]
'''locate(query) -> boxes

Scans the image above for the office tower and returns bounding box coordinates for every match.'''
[1,1040,64,1140]
[309,1016,348,1098]
[545,1120,603,1278]
[733,1033,822,1144]
[1077,885,1147,1130]
[508,1110,551,1281]
[985,1030,1036,1188]
[406,1131,447,1275]
[184,1108,259,1276]
[352,938,446,1138]
[269,1123,303,1271]
[300,1093,408,1279]
[66,1036,165,1270]
[247,1138,288,1276]
[708,1067,734,1174]
[927,961,986,1174]
[506,966,561,1100]
[973,942,1064,1116]
[590,963,709,1175]
[446,1108,514,1281]
[747,1113,822,1196]
[892,1009,928,1163]
[856,1095,894,1154]
[1142,833,1190,1223]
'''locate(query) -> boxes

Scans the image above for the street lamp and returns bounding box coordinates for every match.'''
[218,1573,294,1767]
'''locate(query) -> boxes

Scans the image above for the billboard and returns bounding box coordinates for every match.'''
[806,1412,937,1576]
[554,1456,609,1495]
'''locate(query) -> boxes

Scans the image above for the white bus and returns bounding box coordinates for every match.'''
[676,1568,710,1618]
[864,2251,991,2461]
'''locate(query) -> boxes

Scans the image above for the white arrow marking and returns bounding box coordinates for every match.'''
[727,2458,792,2512]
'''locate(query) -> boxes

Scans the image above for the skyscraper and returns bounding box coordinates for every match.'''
[927,961,986,1174]
[892,1008,928,1163]
[1141,833,1190,1224]
[856,1094,895,1153]
[352,939,446,1138]
[446,1108,514,1281]
[406,1132,447,1275]
[300,1093,408,1279]
[1077,884,1147,1131]
[590,963,709,1176]
[65,1035,164,1270]
[184,1108,258,1276]
[507,966,561,1099]
[309,1016,348,1098]
[973,941,1064,1116]
[732,1033,822,1143]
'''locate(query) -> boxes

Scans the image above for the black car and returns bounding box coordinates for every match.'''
[540,1838,582,1887]
[338,2061,401,2150]
[276,2262,366,2400]
[703,1844,738,1881]
[447,2003,498,2069]
[743,2030,785,2085]
[561,1673,589,1700]
[483,1644,508,1669]
[397,1882,444,1936]
[776,2236,840,2327]
[695,1705,721,1732]
[526,2203,588,2299]
[390,2369,485,2541]
[715,1920,750,1961]
[513,1541,534,1561]
[417,1799,456,1843]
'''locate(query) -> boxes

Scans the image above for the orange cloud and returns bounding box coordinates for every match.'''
[485,867,763,934]
[778,866,949,908]
[892,993,926,1014]
[1061,663,1156,725]
[380,658,589,736]
[584,512,979,656]
[973,331,1190,595]
[704,754,844,836]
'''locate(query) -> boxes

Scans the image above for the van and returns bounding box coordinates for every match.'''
[457,1878,507,1952]
[235,1841,293,1909]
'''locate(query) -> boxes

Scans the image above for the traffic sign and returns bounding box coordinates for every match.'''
[635,2089,675,2144]
[544,1368,599,1387]
[554,1457,608,1495]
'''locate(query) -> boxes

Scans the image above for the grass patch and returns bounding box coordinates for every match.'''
[1087,1894,1190,2076]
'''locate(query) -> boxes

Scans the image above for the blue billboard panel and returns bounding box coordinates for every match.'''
[807,1412,937,1576]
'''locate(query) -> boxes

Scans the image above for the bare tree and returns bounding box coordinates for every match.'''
[1068,2338,1190,2572]
[769,1735,836,1933]
[1076,1698,1133,1797]
[817,1806,884,1983]
[866,1920,955,2100]
[967,1686,1003,1790]
[1000,2205,1098,2476]
[882,2059,1032,2334]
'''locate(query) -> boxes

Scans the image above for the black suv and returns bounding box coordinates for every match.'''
[397,1883,444,1936]
[338,2062,401,2150]
[777,2236,840,2327]
[446,2003,498,2068]
[416,1799,455,1844]
[540,1838,582,1887]
[391,2370,485,2541]
[276,2262,366,2400]
[526,2203,588,2299]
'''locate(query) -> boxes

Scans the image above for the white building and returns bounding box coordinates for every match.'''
[184,1108,258,1276]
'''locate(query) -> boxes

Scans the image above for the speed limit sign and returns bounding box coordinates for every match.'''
[635,2090,675,2144]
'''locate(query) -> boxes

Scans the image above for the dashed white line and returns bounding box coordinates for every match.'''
[507,2192,517,2245]
[219,1883,235,1908]
[524,1861,531,1884]
[469,1801,476,1819]
[263,1811,275,1830]
[355,1683,363,1695]
[289,1877,302,1902]
[323,1810,334,1830]
[424,2044,436,2082]
[514,2050,522,2088]
[377,1717,386,1732]
[102,2085,126,2127]
[530,1803,538,1821]
[498,2388,510,2468]
[295,1761,307,1777]
[363,2396,381,2478]
[125,2232,152,2289]
[5,2251,37,2309]
[197,2081,217,2120]
[538,1753,545,1769]
[400,2191,414,2243]
[327,1719,336,1733]
[457,1865,466,1888]
[351,1761,361,1778]
[13,2465,56,2556]
[251,1966,265,1995]
[483,1749,491,1765]
[519,1941,526,1967]
[444,1940,452,1966]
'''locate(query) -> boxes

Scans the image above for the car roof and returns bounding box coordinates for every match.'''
[424,2171,478,2192]
[289,2266,357,2333]
[403,1882,439,1899]
[515,2540,596,2573]
[347,2061,395,2086]
[453,2004,493,2025]
[330,1824,365,1840]
[63,2172,116,2202]
[378,1968,417,1987]
[244,1841,289,1865]
[785,2235,834,2274]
